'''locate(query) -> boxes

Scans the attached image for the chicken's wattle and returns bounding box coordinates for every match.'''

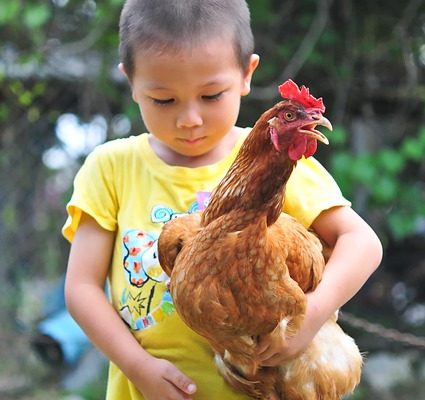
[288,135,317,160]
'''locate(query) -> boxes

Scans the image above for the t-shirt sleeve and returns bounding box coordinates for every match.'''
[283,156,351,228]
[62,144,119,242]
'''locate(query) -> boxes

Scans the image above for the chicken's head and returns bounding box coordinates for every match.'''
[268,79,332,161]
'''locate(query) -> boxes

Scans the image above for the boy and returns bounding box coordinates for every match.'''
[63,1,382,399]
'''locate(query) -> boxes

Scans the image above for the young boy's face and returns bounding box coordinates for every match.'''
[122,37,258,164]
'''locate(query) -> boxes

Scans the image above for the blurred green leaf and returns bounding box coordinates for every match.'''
[27,107,40,122]
[1,203,16,229]
[399,184,422,203]
[351,155,376,185]
[0,104,9,122]
[330,152,354,195]
[371,176,398,203]
[320,31,338,46]
[9,80,24,95]
[0,2,20,24]
[376,148,405,174]
[330,152,352,174]
[401,137,423,161]
[248,0,273,23]
[23,3,51,29]
[19,91,33,107]
[33,82,47,97]
[330,126,348,146]
[276,45,293,59]
[387,212,416,241]
[336,64,352,79]
[308,49,326,65]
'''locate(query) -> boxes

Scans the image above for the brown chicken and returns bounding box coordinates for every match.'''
[158,80,362,399]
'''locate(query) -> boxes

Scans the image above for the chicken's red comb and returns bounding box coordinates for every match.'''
[278,79,325,112]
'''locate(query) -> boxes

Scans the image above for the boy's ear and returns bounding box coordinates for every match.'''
[118,62,129,81]
[118,63,138,102]
[241,54,260,96]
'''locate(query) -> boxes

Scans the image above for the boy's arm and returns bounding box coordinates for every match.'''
[65,212,197,399]
[257,205,383,364]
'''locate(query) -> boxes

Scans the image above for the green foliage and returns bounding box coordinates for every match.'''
[1,203,17,231]
[23,3,51,29]
[0,2,21,24]
[247,0,274,23]
[330,126,425,241]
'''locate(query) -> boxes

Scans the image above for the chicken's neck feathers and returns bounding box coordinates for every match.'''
[202,114,296,227]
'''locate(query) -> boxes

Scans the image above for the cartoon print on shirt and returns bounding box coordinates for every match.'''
[118,197,208,331]
[122,230,166,287]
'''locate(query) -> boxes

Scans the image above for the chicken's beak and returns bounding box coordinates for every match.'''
[301,115,332,145]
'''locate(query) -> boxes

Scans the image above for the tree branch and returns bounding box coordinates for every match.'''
[251,0,334,100]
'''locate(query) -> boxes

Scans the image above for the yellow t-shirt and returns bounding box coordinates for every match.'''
[63,132,350,399]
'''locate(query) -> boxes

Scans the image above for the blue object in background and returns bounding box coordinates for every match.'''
[37,308,90,365]
[31,276,91,366]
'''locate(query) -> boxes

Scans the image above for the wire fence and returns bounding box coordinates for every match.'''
[340,311,425,350]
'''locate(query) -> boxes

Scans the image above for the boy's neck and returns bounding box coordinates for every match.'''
[148,127,244,168]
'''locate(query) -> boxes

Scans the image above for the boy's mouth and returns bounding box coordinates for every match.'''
[180,137,206,145]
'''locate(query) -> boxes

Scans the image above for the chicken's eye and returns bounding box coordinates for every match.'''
[284,112,296,121]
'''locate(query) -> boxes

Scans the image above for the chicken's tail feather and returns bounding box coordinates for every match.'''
[214,353,262,398]
[214,353,280,400]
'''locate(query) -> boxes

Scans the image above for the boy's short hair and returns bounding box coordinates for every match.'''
[119,0,254,80]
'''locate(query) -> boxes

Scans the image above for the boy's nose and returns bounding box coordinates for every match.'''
[176,104,203,128]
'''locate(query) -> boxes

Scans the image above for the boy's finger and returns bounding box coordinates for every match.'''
[168,372,197,395]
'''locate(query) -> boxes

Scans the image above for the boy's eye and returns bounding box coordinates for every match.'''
[152,98,174,106]
[202,92,223,101]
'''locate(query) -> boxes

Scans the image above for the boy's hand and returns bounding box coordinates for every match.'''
[256,327,309,366]
[256,294,321,366]
[134,356,197,400]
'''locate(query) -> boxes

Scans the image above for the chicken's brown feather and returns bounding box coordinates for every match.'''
[270,213,325,292]
[157,213,201,277]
